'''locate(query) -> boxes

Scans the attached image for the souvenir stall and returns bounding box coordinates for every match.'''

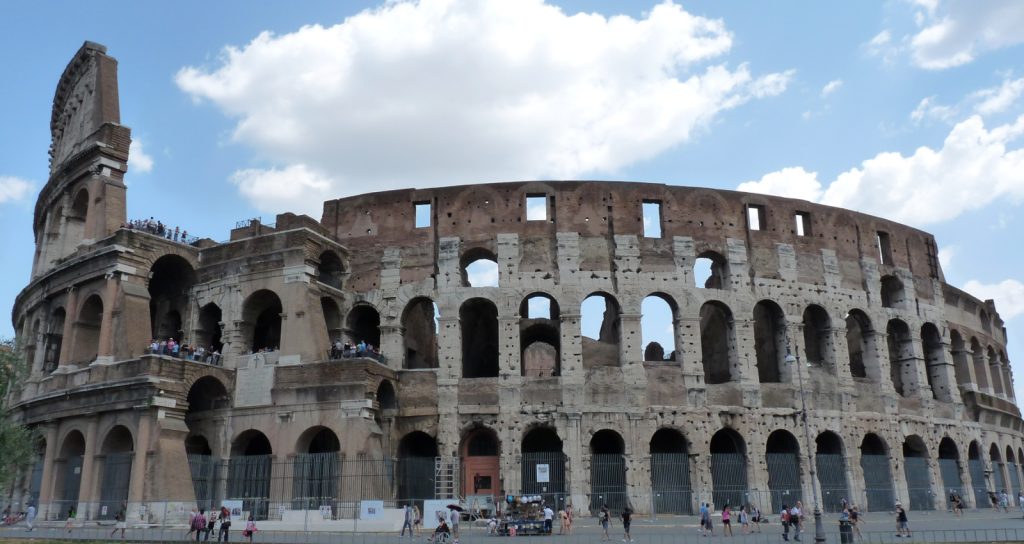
[498,495,549,536]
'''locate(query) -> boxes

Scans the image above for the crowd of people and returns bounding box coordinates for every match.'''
[330,339,383,361]
[124,218,195,244]
[148,338,222,365]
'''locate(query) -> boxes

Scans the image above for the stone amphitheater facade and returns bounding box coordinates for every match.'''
[9,42,1023,524]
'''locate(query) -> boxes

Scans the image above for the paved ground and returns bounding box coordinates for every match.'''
[2,509,1024,543]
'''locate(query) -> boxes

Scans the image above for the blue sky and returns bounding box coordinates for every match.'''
[1,0,1023,396]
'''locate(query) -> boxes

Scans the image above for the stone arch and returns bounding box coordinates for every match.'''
[1006,446,1022,499]
[321,298,342,351]
[860,433,894,511]
[521,426,567,502]
[43,306,66,373]
[98,425,134,519]
[317,249,345,290]
[241,289,283,352]
[700,301,735,384]
[709,428,747,510]
[766,430,802,512]
[460,427,500,498]
[402,297,438,369]
[880,275,905,308]
[694,250,729,289]
[990,443,1008,495]
[938,437,965,509]
[148,254,196,342]
[802,304,833,368]
[753,300,786,383]
[228,430,273,519]
[921,323,951,401]
[397,431,438,502]
[345,303,381,349]
[641,293,678,362]
[589,430,627,512]
[886,319,914,397]
[65,186,90,248]
[461,297,499,378]
[461,246,499,287]
[293,426,341,509]
[196,303,223,355]
[186,375,230,414]
[970,338,990,392]
[581,292,621,368]
[903,435,934,510]
[987,346,1005,397]
[649,428,693,514]
[70,293,103,364]
[816,431,850,512]
[55,429,86,507]
[520,292,561,376]
[968,440,987,508]
[846,309,878,380]
[376,379,398,412]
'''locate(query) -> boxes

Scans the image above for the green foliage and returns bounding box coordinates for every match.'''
[0,338,38,493]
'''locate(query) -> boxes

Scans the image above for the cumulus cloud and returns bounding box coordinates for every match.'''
[938,245,956,270]
[909,0,1024,69]
[0,176,32,204]
[176,0,792,212]
[972,76,1024,115]
[230,164,333,216]
[129,139,154,173]
[739,114,1024,227]
[964,279,1024,320]
[820,80,843,97]
[910,96,955,123]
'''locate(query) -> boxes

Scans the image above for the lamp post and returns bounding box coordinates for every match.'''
[786,345,827,543]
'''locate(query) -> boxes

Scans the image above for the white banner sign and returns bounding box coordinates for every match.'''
[536,463,550,483]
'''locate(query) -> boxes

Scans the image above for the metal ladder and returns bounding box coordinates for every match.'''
[434,457,459,500]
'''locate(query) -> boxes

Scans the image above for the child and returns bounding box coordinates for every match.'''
[64,507,76,533]
[243,515,258,543]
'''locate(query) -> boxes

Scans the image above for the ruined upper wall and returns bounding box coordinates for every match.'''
[320,180,945,293]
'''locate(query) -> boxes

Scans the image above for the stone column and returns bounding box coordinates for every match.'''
[679,316,706,406]
[990,361,1006,399]
[37,424,60,520]
[77,417,100,519]
[564,413,587,513]
[127,412,151,517]
[95,273,118,364]
[378,324,402,370]
[58,288,78,367]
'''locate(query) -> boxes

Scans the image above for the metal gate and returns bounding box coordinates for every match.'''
[98,452,133,519]
[188,454,219,511]
[938,458,964,509]
[816,453,849,512]
[651,453,693,514]
[28,457,44,506]
[292,452,340,509]
[227,454,272,520]
[969,459,987,508]
[357,456,393,500]
[398,457,436,502]
[710,453,747,510]
[589,454,627,513]
[522,452,568,507]
[995,462,1008,494]
[61,455,84,506]
[904,457,934,510]
[767,453,802,512]
[860,454,894,511]
[1009,463,1022,496]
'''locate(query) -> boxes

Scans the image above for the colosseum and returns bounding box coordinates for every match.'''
[8,41,1023,526]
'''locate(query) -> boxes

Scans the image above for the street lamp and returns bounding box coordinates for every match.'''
[786,345,827,543]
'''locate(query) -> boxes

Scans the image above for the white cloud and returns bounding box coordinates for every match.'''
[0,176,32,204]
[964,279,1024,320]
[230,164,333,217]
[910,96,955,123]
[129,139,154,173]
[821,79,843,97]
[738,167,823,202]
[909,0,1024,69]
[938,245,955,270]
[739,114,1024,227]
[466,259,499,287]
[864,30,895,58]
[972,76,1024,115]
[176,0,791,212]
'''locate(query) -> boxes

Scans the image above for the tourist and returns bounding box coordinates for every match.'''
[1019,491,1024,517]
[194,509,208,541]
[205,507,218,540]
[187,507,199,540]
[543,503,554,534]
[217,506,231,542]
[600,504,610,541]
[894,502,910,538]
[412,504,421,536]
[565,504,573,535]
[558,509,566,534]
[720,503,732,536]
[110,508,127,540]
[700,502,714,537]
[449,506,460,543]
[1001,490,1010,512]
[750,504,762,533]
[24,503,35,532]
[64,507,75,533]
[850,505,862,541]
[621,504,633,542]
[430,518,450,544]
[739,504,749,534]
[780,503,791,541]
[242,515,257,543]
[791,501,803,542]
[401,503,414,538]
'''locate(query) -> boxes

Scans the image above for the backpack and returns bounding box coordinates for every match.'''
[781,510,791,523]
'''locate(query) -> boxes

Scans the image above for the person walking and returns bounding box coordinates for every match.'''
[780,504,791,542]
[750,504,762,533]
[450,506,460,544]
[599,504,611,541]
[413,504,422,536]
[739,504,749,534]
[205,507,218,541]
[401,503,414,538]
[194,509,208,542]
[621,504,633,543]
[543,504,554,534]
[110,508,127,540]
[850,505,863,541]
[217,506,232,542]
[187,507,199,540]
[720,503,733,536]
[951,492,963,517]
[895,502,911,538]
[791,502,803,542]
[700,503,714,537]
[24,503,36,532]
[64,507,76,533]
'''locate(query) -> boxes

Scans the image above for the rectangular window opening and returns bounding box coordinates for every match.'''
[526,194,547,221]
[877,231,893,265]
[747,205,765,231]
[642,201,662,238]
[414,202,431,228]
[795,212,811,237]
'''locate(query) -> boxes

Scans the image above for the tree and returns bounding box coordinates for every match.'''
[0,338,37,495]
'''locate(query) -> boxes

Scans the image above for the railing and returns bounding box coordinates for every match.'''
[125,219,201,245]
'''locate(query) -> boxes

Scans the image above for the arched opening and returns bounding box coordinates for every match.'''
[694,251,728,289]
[802,305,832,368]
[921,323,950,401]
[753,300,786,383]
[886,319,914,397]
[460,428,500,499]
[293,427,340,509]
[700,302,734,384]
[970,338,990,392]
[185,377,228,511]
[904,436,934,510]
[65,188,89,248]
[845,310,876,380]
[969,441,986,508]
[187,376,230,414]
[650,429,692,514]
[980,309,992,334]
[461,248,499,287]
[709,429,747,510]
[880,275,905,308]
[322,298,342,357]
[242,290,283,352]
[988,347,1005,397]
[186,435,212,455]
[815,432,849,512]
[1007,447,1022,498]
[581,293,621,368]
[937,437,963,508]
[26,437,46,507]
[196,303,223,358]
[397,432,438,503]
[950,331,970,387]
[23,318,39,373]
[641,294,677,362]
[376,380,398,412]
[317,250,344,290]
[990,444,1007,496]
[461,298,499,378]
[860,434,894,511]
[70,294,103,364]
[43,307,65,373]
[228,430,273,520]
[766,430,802,512]
[149,255,196,342]
[402,297,439,369]
[98,426,134,520]
[521,427,567,505]
[55,431,86,509]
[345,304,381,353]
[520,293,561,377]
[589,430,627,512]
